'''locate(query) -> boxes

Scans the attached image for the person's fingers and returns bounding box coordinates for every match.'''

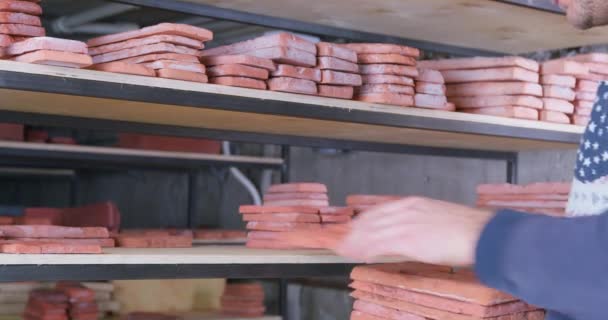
[352,197,422,222]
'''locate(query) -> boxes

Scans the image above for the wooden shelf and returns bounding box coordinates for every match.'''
[0,141,283,170]
[180,312,281,320]
[0,62,582,154]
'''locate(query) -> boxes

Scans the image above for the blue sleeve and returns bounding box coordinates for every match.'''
[475,209,608,320]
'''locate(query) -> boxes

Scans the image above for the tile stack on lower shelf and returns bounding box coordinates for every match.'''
[0,0,44,57]
[342,43,420,107]
[87,23,212,81]
[0,225,109,254]
[0,282,45,319]
[0,123,23,141]
[476,182,570,217]
[202,54,274,90]
[220,282,266,318]
[349,263,543,320]
[57,282,98,320]
[419,57,542,120]
[25,288,68,320]
[202,32,320,95]
[346,195,402,216]
[316,42,361,99]
[540,60,588,124]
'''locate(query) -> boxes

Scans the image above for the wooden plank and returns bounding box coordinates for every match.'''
[0,62,582,151]
[179,312,281,320]
[184,0,608,54]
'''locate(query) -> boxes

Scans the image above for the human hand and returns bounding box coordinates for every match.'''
[335,197,495,266]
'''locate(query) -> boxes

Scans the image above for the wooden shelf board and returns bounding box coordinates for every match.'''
[0,62,583,152]
[184,0,608,54]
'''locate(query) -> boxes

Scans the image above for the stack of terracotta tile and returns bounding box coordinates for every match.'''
[201,54,274,90]
[0,0,45,57]
[201,32,319,95]
[415,68,453,111]
[57,283,98,320]
[315,42,361,99]
[192,229,247,244]
[117,133,221,154]
[340,43,420,108]
[346,194,403,216]
[240,182,328,249]
[113,229,193,248]
[0,225,109,253]
[24,289,69,320]
[476,182,571,217]
[319,207,354,225]
[79,282,120,317]
[540,59,590,124]
[4,37,92,68]
[419,57,543,120]
[349,263,542,320]
[0,123,24,141]
[86,23,211,81]
[565,53,608,125]
[0,282,46,319]
[220,282,265,318]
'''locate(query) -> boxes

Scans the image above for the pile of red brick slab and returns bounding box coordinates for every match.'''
[346,194,403,216]
[0,225,110,253]
[87,23,212,81]
[316,42,361,99]
[415,68,452,110]
[113,229,193,248]
[57,282,98,320]
[476,182,571,217]
[202,32,319,94]
[240,183,355,249]
[344,43,422,108]
[540,59,589,124]
[221,282,265,318]
[0,0,45,56]
[0,123,24,141]
[25,283,99,320]
[117,133,221,154]
[349,263,543,320]
[419,57,542,120]
[192,229,247,243]
[201,54,274,90]
[4,37,92,68]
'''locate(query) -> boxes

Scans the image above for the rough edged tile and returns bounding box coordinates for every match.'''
[357,93,414,107]
[12,238,115,247]
[0,1,42,15]
[357,84,414,95]
[575,107,592,116]
[0,225,108,238]
[446,82,543,97]
[415,68,444,84]
[414,94,448,109]
[6,37,87,56]
[116,235,192,248]
[210,76,266,90]
[359,64,418,77]
[145,60,206,73]
[87,23,213,47]
[272,64,321,82]
[441,67,539,84]
[92,42,200,64]
[542,98,574,114]
[418,57,539,72]
[207,64,267,79]
[361,74,414,86]
[268,182,327,193]
[585,62,608,75]
[38,243,102,254]
[445,102,456,111]
[460,106,539,120]
[543,85,576,101]
[569,53,608,64]
[0,243,41,254]
[317,56,359,73]
[320,206,355,216]
[0,12,40,26]
[320,215,351,223]
[201,54,275,71]
[263,199,329,207]
[575,72,606,81]
[13,50,92,68]
[350,310,396,320]
[572,114,590,126]
[577,79,600,93]
[0,34,13,47]
[243,46,316,67]
[242,213,321,223]
[353,300,425,320]
[540,74,576,87]
[540,110,571,124]
[576,91,597,101]
[246,221,321,232]
[339,43,420,58]
[316,42,357,62]
[200,32,316,56]
[118,53,199,64]
[541,60,589,75]
[156,68,207,83]
[575,99,594,109]
[239,205,320,214]
[267,77,317,94]
[321,70,362,86]
[318,84,354,99]
[358,53,416,66]
[89,62,155,77]
[0,23,44,37]
[450,95,543,109]
[264,192,328,201]
[415,82,446,95]
[88,34,203,56]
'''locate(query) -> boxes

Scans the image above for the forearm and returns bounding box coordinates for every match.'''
[475,209,608,318]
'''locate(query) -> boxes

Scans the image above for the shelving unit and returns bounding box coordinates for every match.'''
[0,1,590,319]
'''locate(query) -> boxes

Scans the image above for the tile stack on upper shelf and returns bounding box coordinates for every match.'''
[540,60,588,124]
[113,229,193,248]
[0,225,109,254]
[349,263,542,320]
[567,53,608,126]
[202,54,274,90]
[342,43,420,108]
[0,0,44,57]
[476,182,570,217]
[220,282,266,318]
[419,57,542,120]
[201,32,320,95]
[87,23,212,81]
[316,42,361,99]
[415,68,452,111]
